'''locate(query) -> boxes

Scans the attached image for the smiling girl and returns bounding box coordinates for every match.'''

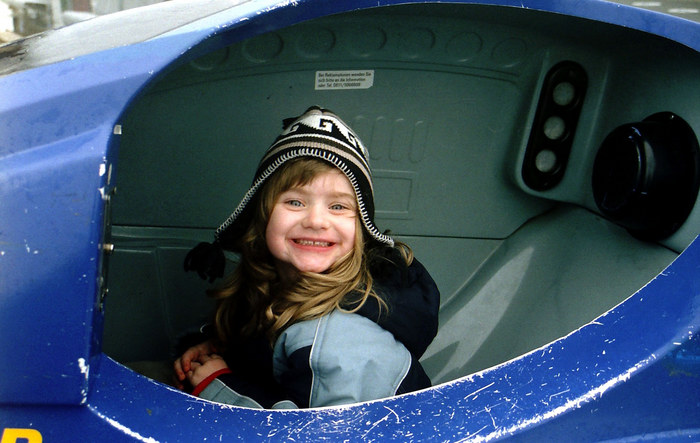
[175,107,440,409]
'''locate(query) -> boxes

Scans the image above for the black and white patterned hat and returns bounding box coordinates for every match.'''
[185,106,393,281]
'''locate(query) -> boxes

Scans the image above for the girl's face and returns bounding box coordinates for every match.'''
[266,169,357,278]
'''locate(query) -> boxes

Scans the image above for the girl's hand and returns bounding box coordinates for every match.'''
[173,340,216,389]
[186,353,229,387]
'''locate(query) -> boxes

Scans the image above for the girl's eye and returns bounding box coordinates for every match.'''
[330,203,354,211]
[286,199,303,207]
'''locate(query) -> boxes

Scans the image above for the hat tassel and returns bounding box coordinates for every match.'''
[184,241,226,282]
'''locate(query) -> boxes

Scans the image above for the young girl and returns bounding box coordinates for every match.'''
[175,107,440,409]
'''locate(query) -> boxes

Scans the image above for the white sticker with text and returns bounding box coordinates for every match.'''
[315,70,375,90]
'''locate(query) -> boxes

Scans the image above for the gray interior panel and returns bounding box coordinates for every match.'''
[104,4,696,383]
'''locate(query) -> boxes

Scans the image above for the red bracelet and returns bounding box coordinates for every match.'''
[191,368,233,396]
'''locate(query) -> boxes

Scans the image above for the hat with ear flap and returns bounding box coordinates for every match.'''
[184,106,394,282]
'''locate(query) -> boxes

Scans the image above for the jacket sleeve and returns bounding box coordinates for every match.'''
[273,310,413,408]
[195,336,299,409]
[364,257,440,359]
[196,378,298,409]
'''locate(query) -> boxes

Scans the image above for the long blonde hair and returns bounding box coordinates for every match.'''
[210,158,410,346]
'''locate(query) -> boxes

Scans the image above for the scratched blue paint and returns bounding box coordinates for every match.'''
[1,0,699,441]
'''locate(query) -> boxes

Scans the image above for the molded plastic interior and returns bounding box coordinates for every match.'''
[104,4,698,386]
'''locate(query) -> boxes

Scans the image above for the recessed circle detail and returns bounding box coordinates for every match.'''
[190,47,230,71]
[543,116,566,140]
[535,149,558,173]
[348,26,387,57]
[397,27,435,59]
[295,27,336,58]
[446,32,483,63]
[242,32,283,63]
[552,81,576,106]
[491,38,526,67]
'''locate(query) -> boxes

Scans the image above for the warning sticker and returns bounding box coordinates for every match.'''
[315,70,375,90]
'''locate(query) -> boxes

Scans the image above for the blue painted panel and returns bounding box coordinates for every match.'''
[2,237,697,440]
[0,130,104,405]
[0,35,213,405]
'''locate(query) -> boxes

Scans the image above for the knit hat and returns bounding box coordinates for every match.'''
[184,106,394,281]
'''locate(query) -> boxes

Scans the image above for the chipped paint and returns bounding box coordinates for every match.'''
[77,358,91,405]
[361,405,401,438]
[467,351,658,442]
[78,358,90,380]
[93,411,160,443]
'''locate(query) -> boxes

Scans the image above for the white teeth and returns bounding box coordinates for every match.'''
[295,240,331,247]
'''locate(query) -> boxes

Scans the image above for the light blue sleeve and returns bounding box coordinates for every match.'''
[274,310,412,407]
[198,380,297,409]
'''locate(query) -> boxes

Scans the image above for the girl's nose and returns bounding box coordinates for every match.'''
[302,204,330,229]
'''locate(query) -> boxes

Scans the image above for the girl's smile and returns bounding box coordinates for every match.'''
[266,169,357,278]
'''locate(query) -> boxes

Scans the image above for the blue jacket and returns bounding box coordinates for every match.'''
[197,257,440,409]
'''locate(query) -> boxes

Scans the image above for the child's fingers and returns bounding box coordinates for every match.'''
[180,346,204,372]
[174,350,199,378]
[198,353,223,363]
[173,358,186,380]
[174,341,214,381]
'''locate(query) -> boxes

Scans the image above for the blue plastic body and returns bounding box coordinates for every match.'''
[1,0,699,441]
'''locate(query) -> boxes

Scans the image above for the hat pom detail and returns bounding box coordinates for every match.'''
[184,241,226,282]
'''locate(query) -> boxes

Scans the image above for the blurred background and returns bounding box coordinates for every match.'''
[1,0,700,44]
[0,0,163,42]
